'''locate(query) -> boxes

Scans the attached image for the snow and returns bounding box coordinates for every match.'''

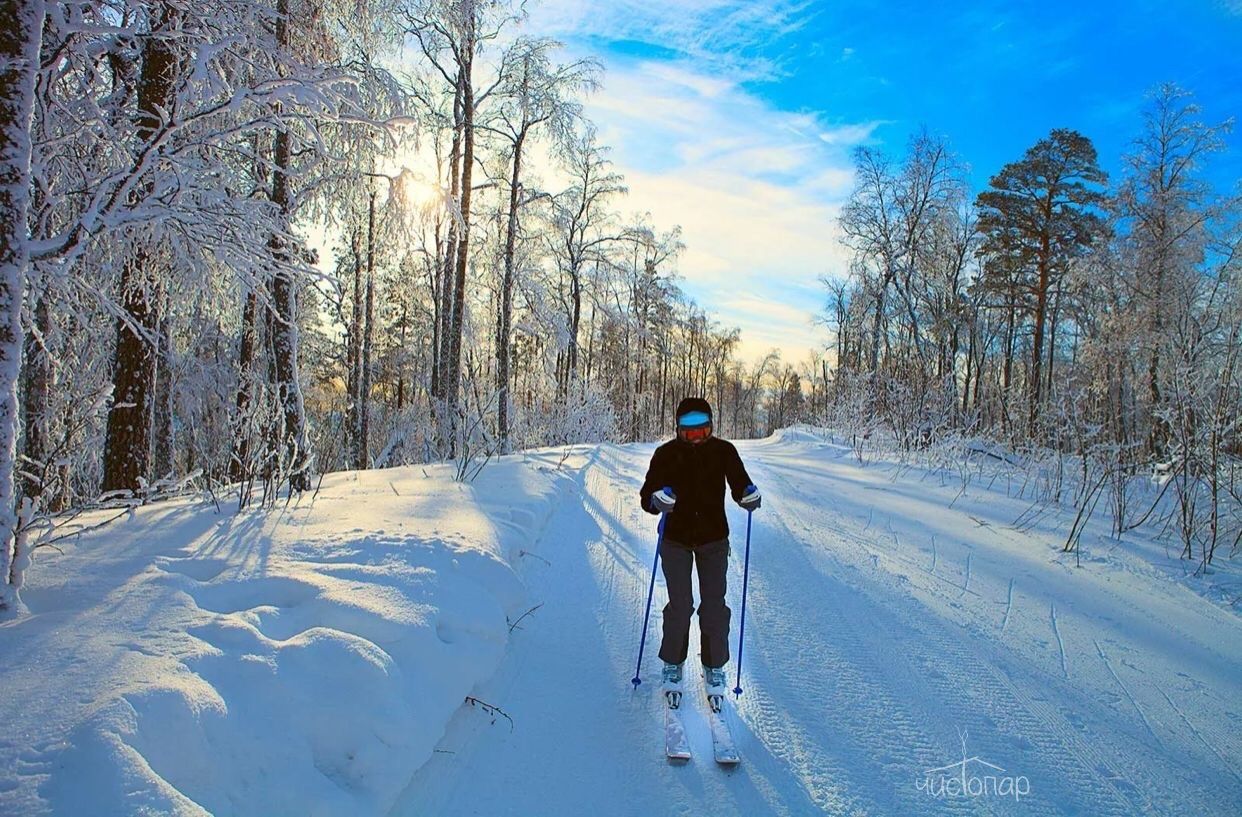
[3,433,1240,816]
[0,457,563,816]
[396,433,1242,816]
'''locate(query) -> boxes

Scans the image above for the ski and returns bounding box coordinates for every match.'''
[707,697,740,765]
[665,693,692,761]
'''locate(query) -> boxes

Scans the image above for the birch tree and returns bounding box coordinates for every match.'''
[488,39,597,450]
[0,0,42,612]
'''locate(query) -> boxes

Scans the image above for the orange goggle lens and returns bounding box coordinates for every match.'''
[679,425,712,442]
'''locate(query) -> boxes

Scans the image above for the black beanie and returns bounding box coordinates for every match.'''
[675,397,712,425]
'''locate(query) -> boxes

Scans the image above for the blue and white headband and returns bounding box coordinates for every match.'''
[677,410,711,428]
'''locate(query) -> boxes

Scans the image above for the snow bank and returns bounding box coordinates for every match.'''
[0,455,566,816]
[766,424,851,455]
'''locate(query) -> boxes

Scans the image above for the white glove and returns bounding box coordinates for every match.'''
[650,487,676,514]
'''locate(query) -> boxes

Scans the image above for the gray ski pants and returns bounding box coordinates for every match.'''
[657,537,730,669]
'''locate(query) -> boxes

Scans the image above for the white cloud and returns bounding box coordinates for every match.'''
[817,121,886,145]
[643,62,736,99]
[525,0,806,81]
[548,55,870,361]
[515,2,879,363]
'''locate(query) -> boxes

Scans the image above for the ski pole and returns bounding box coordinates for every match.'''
[631,493,671,688]
[733,507,754,698]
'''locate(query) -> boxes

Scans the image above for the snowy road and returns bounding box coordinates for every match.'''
[393,434,1242,816]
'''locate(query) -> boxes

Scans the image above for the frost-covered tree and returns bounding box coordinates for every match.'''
[0,0,42,611]
[487,38,597,450]
[548,127,626,399]
[100,4,180,493]
[821,87,1239,570]
[402,0,522,454]
[0,0,759,606]
[1117,83,1231,457]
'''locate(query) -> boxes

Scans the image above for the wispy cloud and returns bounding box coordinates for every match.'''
[519,2,879,362]
[526,0,807,81]
[573,55,870,360]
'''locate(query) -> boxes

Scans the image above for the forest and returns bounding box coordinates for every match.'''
[826,86,1240,574]
[0,0,1238,609]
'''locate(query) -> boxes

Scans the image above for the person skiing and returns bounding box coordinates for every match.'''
[639,397,761,713]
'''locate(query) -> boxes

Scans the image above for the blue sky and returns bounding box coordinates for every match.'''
[755,0,1242,192]
[522,0,1242,364]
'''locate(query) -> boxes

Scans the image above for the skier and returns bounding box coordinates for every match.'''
[639,397,761,714]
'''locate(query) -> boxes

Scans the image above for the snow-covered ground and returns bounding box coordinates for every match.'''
[0,458,564,816]
[2,432,1240,815]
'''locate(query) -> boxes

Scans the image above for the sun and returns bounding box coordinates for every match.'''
[395,167,441,213]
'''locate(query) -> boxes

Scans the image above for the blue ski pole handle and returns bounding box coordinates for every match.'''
[733,507,754,697]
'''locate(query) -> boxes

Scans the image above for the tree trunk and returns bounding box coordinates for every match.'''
[266,0,309,491]
[358,191,375,469]
[231,134,265,486]
[0,0,41,606]
[1147,288,1164,456]
[444,48,476,454]
[584,301,596,390]
[152,313,174,479]
[396,300,407,412]
[435,80,464,404]
[347,229,362,465]
[1003,297,1015,403]
[1045,285,1061,407]
[430,217,444,399]
[267,133,309,490]
[102,254,160,492]
[22,295,50,502]
[229,288,258,482]
[497,130,525,452]
[102,12,178,493]
[1028,233,1051,434]
[568,263,582,387]
[870,285,885,373]
[962,319,975,417]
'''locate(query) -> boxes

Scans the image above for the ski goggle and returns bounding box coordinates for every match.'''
[679,425,712,443]
[677,410,712,443]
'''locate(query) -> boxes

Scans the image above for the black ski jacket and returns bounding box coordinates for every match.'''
[639,437,753,546]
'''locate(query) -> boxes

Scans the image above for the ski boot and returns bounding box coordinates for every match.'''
[662,662,684,709]
[703,665,727,713]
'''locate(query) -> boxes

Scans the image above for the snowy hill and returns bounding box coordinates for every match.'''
[2,433,1240,816]
[0,456,564,816]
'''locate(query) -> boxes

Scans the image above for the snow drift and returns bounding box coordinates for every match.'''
[0,453,566,816]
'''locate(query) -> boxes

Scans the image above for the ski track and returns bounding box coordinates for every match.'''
[753,457,1126,817]
[1001,578,1015,633]
[392,438,1242,817]
[1050,603,1069,679]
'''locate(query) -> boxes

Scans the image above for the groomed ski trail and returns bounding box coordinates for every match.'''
[392,437,1242,816]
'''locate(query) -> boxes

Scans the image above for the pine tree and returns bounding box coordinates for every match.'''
[976,129,1108,434]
